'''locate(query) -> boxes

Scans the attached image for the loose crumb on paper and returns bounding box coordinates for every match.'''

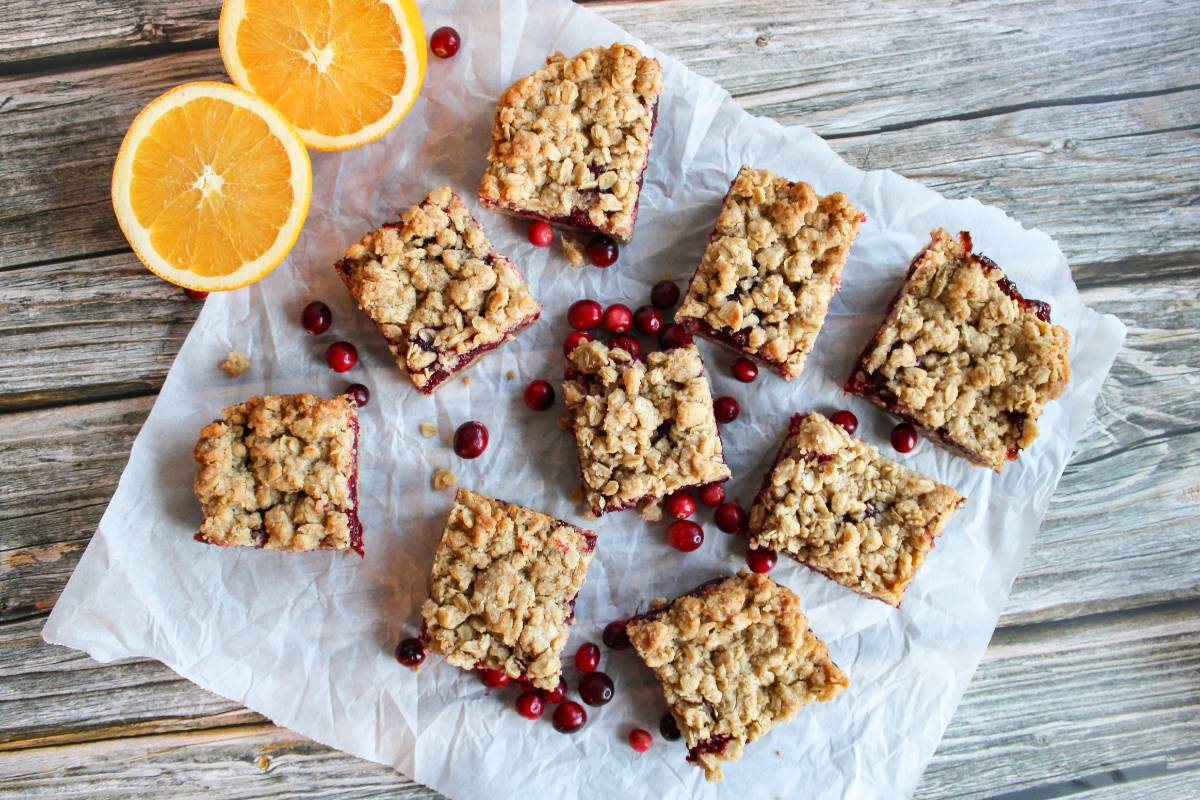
[638,498,663,522]
[506,370,515,381]
[432,468,457,491]
[219,350,250,376]
[256,755,270,771]
[462,375,473,386]
[561,232,587,267]
[419,421,438,438]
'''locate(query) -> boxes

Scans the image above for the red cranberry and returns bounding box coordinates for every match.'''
[563,331,593,356]
[568,299,603,331]
[664,490,696,520]
[301,300,332,334]
[659,712,682,741]
[516,691,545,720]
[602,620,630,650]
[480,668,510,688]
[523,379,555,411]
[731,357,758,383]
[634,305,663,336]
[394,637,425,667]
[666,520,704,552]
[586,236,619,268]
[831,409,858,434]
[578,671,614,706]
[575,642,601,673]
[184,288,209,300]
[629,728,653,753]
[553,700,587,733]
[659,323,692,349]
[603,303,633,333]
[344,383,370,407]
[714,502,747,534]
[714,396,740,423]
[326,341,358,372]
[891,422,918,453]
[453,421,489,459]
[609,334,641,359]
[544,678,567,704]
[527,220,553,247]
[747,547,777,574]
[698,481,726,506]
[429,26,461,58]
[650,280,680,310]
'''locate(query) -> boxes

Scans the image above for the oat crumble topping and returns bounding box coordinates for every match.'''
[749,413,963,606]
[419,421,438,438]
[219,350,250,377]
[421,488,597,690]
[627,572,848,781]
[560,231,588,267]
[431,467,457,491]
[676,166,862,379]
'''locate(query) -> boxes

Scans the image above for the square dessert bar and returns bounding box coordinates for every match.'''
[748,413,963,606]
[562,339,731,515]
[193,393,362,554]
[478,44,663,243]
[626,572,849,782]
[421,488,597,690]
[336,187,541,394]
[845,228,1071,470]
[676,165,863,379]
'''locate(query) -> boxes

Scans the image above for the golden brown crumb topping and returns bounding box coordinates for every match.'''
[478,44,663,242]
[219,350,250,376]
[676,166,862,379]
[749,413,963,606]
[562,340,731,514]
[421,488,596,690]
[193,394,358,552]
[627,572,848,782]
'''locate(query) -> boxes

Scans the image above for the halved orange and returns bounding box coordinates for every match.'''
[219,0,428,151]
[111,81,313,291]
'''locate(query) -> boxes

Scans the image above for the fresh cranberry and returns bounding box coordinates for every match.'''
[516,691,545,720]
[731,357,758,383]
[524,379,555,411]
[659,323,692,349]
[184,288,209,300]
[553,700,587,733]
[747,547,777,574]
[891,422,918,453]
[586,236,619,268]
[714,396,740,423]
[341,384,369,408]
[563,331,593,356]
[602,620,630,650]
[831,409,858,434]
[603,304,633,333]
[301,300,332,334]
[578,671,614,706]
[567,299,603,331]
[714,502,747,534]
[544,678,567,704]
[666,520,704,552]
[480,668,510,688]
[650,280,680,310]
[429,26,461,58]
[394,638,425,667]
[664,490,696,520]
[629,728,653,753]
[634,305,663,336]
[575,642,601,673]
[698,481,726,506]
[609,334,641,359]
[527,220,553,247]
[659,712,682,741]
[326,341,358,372]
[453,421,489,459]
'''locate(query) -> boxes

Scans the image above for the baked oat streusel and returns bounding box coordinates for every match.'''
[478,44,663,243]
[562,339,731,515]
[335,187,541,394]
[749,413,964,606]
[676,166,863,379]
[421,488,597,690]
[193,393,361,553]
[846,229,1071,470]
[626,572,848,782]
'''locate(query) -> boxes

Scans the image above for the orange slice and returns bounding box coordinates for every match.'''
[111,81,313,291]
[219,0,428,151]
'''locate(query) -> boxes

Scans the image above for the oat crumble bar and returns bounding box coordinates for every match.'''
[562,339,731,515]
[676,166,863,379]
[845,229,1071,470]
[335,187,541,394]
[626,572,848,781]
[749,413,963,606]
[478,44,663,243]
[421,488,597,690]
[193,393,362,553]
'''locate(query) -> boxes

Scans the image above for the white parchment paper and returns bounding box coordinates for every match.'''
[44,1,1126,797]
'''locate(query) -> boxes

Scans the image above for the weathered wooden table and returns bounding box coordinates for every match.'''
[1,1,1197,797]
